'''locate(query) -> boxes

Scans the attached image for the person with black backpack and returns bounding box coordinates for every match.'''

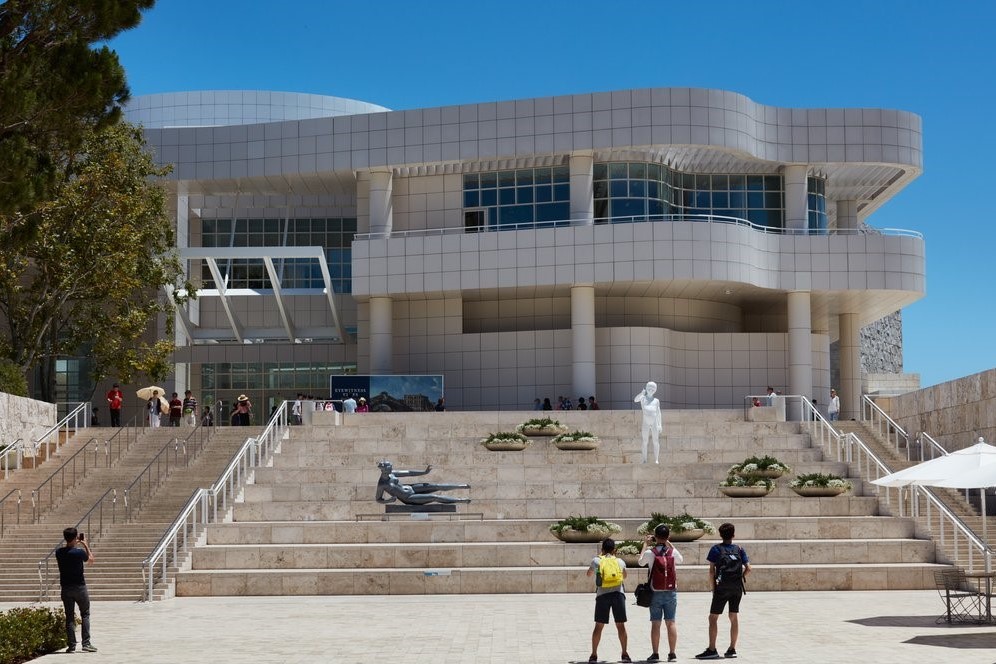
[695,522,751,660]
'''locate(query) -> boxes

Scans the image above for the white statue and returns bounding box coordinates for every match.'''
[634,381,663,463]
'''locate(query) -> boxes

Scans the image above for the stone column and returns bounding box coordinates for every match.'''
[369,296,394,375]
[569,151,594,226]
[369,168,393,238]
[837,199,858,232]
[783,165,809,234]
[787,291,813,421]
[571,285,596,399]
[839,313,861,420]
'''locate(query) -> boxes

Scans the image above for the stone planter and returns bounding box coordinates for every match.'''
[552,529,612,543]
[553,437,600,451]
[668,528,705,542]
[618,554,644,567]
[791,486,848,497]
[520,425,567,437]
[481,440,529,451]
[720,486,772,498]
[740,468,785,479]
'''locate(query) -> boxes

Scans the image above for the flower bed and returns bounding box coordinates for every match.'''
[549,515,621,542]
[637,512,715,542]
[719,474,774,497]
[516,418,568,436]
[551,430,600,450]
[789,473,852,497]
[728,455,792,479]
[480,431,530,451]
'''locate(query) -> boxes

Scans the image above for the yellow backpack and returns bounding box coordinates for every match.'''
[598,554,624,588]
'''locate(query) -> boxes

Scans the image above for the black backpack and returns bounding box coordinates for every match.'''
[714,544,744,587]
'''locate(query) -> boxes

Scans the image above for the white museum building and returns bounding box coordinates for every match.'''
[124,87,925,416]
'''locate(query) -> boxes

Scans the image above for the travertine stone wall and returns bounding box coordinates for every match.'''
[879,368,996,451]
[0,393,56,446]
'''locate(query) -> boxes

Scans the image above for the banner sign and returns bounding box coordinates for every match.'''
[329,375,443,412]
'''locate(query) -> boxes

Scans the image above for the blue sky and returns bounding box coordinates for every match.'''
[109,0,995,389]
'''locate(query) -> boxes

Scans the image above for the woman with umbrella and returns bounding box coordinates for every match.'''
[233,394,252,426]
[145,390,163,428]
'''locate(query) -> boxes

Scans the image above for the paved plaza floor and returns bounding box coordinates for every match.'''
[8,590,996,663]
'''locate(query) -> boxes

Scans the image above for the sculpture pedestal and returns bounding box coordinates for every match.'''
[385,504,457,514]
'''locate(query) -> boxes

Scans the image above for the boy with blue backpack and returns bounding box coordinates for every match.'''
[695,522,751,660]
[586,538,631,663]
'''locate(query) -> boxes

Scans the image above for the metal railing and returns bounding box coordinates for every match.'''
[861,395,914,458]
[354,213,924,241]
[37,488,118,601]
[33,402,89,457]
[140,401,290,600]
[799,396,992,573]
[123,437,185,522]
[1,438,24,479]
[30,438,100,521]
[0,488,23,535]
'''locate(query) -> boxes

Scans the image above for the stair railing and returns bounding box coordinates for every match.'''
[140,401,290,600]
[1,438,23,479]
[861,394,914,459]
[123,437,187,522]
[30,438,100,521]
[800,396,992,572]
[0,488,23,536]
[32,402,90,457]
[37,488,118,601]
[915,430,948,462]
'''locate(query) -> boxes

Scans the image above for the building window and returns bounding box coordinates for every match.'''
[200,217,355,293]
[462,167,570,230]
[807,176,828,232]
[594,163,784,230]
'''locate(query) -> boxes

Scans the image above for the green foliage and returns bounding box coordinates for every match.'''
[481,431,528,445]
[728,455,791,475]
[637,511,716,535]
[516,417,564,431]
[551,430,598,443]
[790,473,852,489]
[0,0,155,216]
[0,606,66,664]
[615,539,643,556]
[549,515,621,535]
[720,474,774,489]
[0,358,27,396]
[0,122,190,389]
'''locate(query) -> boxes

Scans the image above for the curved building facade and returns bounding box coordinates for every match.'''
[133,88,925,415]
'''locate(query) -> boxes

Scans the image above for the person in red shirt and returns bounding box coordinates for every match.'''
[105,383,123,427]
[168,392,183,427]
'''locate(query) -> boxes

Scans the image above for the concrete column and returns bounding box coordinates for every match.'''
[369,168,393,237]
[369,296,394,375]
[783,165,809,234]
[787,291,813,421]
[837,199,858,232]
[839,313,861,420]
[569,152,594,226]
[571,285,596,399]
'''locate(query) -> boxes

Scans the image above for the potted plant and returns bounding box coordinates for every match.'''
[551,430,600,451]
[637,512,716,542]
[549,515,621,543]
[719,474,774,498]
[790,472,853,497]
[728,455,792,479]
[480,431,530,451]
[615,540,645,567]
[516,417,568,436]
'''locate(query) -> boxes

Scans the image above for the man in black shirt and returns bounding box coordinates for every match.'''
[55,527,96,653]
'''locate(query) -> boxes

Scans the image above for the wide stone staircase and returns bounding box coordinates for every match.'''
[0,426,256,601]
[175,410,948,597]
[835,419,991,569]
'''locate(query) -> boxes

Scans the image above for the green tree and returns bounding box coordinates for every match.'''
[0,121,187,400]
[0,0,154,221]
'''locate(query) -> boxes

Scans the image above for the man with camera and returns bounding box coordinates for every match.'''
[56,527,96,653]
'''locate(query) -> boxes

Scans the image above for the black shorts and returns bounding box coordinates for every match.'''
[709,584,743,614]
[594,591,627,624]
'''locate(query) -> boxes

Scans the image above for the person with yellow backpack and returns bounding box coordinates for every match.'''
[585,538,631,663]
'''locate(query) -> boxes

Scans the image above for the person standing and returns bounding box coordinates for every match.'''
[542,397,553,411]
[182,390,198,427]
[434,398,446,412]
[764,386,776,406]
[105,383,123,427]
[235,395,252,426]
[695,523,751,660]
[533,398,542,411]
[168,392,182,427]
[147,391,161,428]
[638,524,683,663]
[201,406,214,427]
[828,389,840,421]
[292,394,304,425]
[342,394,357,413]
[56,527,96,653]
[585,538,631,663]
[577,397,588,410]
[355,397,369,412]
[635,381,663,464]
[588,396,600,410]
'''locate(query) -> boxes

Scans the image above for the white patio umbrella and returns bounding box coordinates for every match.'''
[872,438,996,545]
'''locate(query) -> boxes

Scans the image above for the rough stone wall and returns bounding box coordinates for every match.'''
[878,368,996,451]
[0,392,57,447]
[830,311,904,389]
